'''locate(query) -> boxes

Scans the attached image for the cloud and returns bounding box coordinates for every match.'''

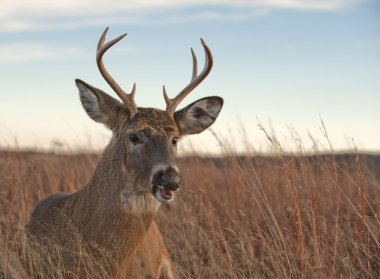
[0,0,365,32]
[0,43,83,63]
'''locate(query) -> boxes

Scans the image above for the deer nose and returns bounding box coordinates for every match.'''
[153,167,181,191]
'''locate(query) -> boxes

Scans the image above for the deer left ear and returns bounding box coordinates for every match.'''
[174,96,223,135]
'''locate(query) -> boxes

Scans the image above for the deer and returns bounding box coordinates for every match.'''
[26,27,223,279]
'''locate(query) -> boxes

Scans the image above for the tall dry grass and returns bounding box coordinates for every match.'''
[0,136,379,278]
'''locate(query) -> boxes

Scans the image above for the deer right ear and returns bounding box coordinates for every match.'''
[76,79,124,129]
[174,96,223,136]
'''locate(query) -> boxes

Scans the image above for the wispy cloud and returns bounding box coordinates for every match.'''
[0,43,83,63]
[0,0,365,31]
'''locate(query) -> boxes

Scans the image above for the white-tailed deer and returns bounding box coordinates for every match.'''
[26,27,223,279]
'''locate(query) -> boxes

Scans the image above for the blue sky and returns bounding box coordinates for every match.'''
[0,0,379,153]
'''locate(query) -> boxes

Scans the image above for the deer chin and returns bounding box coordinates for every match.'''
[152,185,174,204]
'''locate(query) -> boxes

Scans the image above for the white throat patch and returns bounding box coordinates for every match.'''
[120,189,161,213]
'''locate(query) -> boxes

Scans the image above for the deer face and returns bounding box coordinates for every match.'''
[75,28,223,205]
[120,108,181,204]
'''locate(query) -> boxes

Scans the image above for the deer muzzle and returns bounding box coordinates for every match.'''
[151,166,181,203]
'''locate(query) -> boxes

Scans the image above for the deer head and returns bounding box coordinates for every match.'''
[76,27,223,210]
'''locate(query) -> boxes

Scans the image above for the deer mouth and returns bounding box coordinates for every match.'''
[152,185,174,203]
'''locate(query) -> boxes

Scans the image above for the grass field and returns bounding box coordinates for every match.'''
[0,140,379,278]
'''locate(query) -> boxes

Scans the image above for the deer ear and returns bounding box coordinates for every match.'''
[174,96,223,136]
[76,79,124,130]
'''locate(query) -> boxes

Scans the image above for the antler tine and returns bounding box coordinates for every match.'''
[191,48,198,81]
[96,27,138,117]
[164,38,213,116]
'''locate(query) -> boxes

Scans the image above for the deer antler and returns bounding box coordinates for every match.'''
[96,27,138,118]
[163,38,213,116]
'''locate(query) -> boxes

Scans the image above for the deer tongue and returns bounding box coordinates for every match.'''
[160,188,173,200]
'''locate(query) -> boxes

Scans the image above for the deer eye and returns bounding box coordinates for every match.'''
[129,133,140,145]
[172,137,178,145]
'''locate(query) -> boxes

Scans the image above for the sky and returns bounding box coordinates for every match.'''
[0,0,379,154]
